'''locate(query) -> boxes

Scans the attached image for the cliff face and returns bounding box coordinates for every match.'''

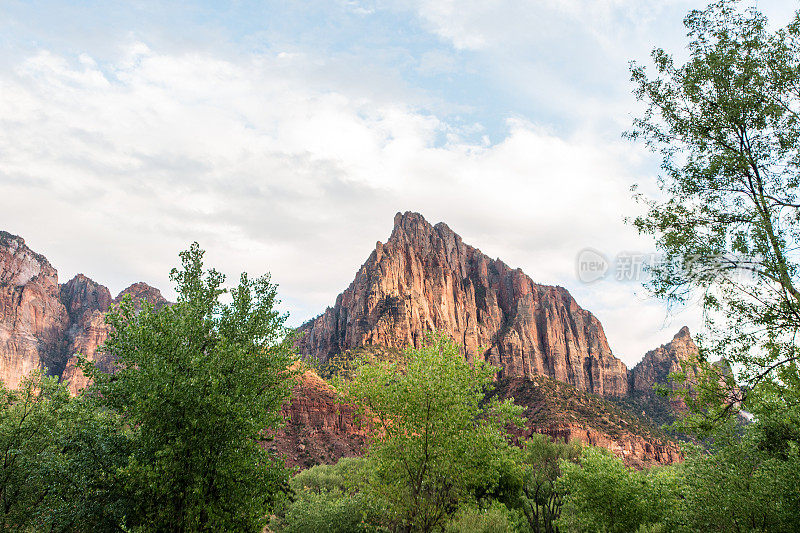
[298,212,629,396]
[270,366,367,469]
[0,232,69,389]
[630,326,698,395]
[0,231,166,392]
[59,275,114,395]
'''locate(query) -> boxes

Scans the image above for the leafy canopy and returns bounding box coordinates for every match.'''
[627,0,800,424]
[337,335,524,533]
[85,242,295,532]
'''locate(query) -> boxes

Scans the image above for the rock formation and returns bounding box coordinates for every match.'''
[298,212,629,396]
[115,282,168,310]
[0,231,69,389]
[0,223,695,468]
[0,231,167,392]
[270,365,367,469]
[493,376,682,468]
[630,326,699,395]
[59,274,114,394]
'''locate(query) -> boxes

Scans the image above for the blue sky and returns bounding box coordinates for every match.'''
[1,1,796,364]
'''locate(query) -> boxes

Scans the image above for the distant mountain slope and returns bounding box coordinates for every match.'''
[298,212,630,397]
[0,223,695,467]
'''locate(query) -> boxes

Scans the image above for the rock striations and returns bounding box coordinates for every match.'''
[0,231,167,393]
[0,231,69,389]
[298,211,629,397]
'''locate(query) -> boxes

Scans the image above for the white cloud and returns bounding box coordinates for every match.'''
[0,42,701,364]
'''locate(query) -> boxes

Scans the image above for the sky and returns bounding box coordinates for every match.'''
[0,0,796,366]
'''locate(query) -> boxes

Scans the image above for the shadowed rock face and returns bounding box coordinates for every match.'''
[298,212,629,396]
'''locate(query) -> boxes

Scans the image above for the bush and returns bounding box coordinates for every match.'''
[445,503,524,533]
[282,489,381,533]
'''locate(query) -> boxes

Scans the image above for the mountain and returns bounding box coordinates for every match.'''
[0,231,70,389]
[0,221,695,468]
[0,231,166,392]
[623,326,700,426]
[298,212,629,397]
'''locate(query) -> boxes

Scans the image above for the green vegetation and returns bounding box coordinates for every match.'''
[84,243,295,530]
[0,244,294,532]
[336,335,525,532]
[5,3,800,531]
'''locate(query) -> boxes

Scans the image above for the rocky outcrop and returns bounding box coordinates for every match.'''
[494,376,682,468]
[60,281,167,394]
[270,366,367,469]
[0,232,70,389]
[59,275,114,395]
[115,282,167,310]
[0,230,168,392]
[298,212,629,396]
[630,326,699,395]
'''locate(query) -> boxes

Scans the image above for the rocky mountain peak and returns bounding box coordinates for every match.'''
[0,231,56,287]
[630,327,698,395]
[115,282,168,310]
[298,212,630,396]
[60,274,113,324]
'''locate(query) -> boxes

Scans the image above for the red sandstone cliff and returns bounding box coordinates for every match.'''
[0,232,69,389]
[298,212,629,396]
[59,274,114,394]
[270,365,367,469]
[0,230,167,392]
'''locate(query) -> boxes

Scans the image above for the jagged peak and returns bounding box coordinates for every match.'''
[60,274,113,319]
[674,326,691,340]
[0,230,56,286]
[115,282,168,309]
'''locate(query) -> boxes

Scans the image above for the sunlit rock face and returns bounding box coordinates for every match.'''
[630,326,698,394]
[0,231,69,389]
[0,231,168,393]
[298,211,629,397]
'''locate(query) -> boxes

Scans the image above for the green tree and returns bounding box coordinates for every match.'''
[556,448,683,533]
[0,372,128,532]
[627,0,800,421]
[0,372,70,531]
[280,458,388,533]
[519,434,581,533]
[337,336,524,533]
[85,243,294,532]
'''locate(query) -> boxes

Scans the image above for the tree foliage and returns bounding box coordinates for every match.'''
[627,0,800,417]
[519,434,581,533]
[337,335,524,533]
[83,242,295,532]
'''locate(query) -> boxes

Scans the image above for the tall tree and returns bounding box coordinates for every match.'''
[85,243,294,532]
[627,0,800,422]
[337,336,524,533]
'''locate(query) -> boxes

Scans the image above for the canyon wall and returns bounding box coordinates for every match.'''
[0,231,166,392]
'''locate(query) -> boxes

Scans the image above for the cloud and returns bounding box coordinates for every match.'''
[0,40,705,363]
